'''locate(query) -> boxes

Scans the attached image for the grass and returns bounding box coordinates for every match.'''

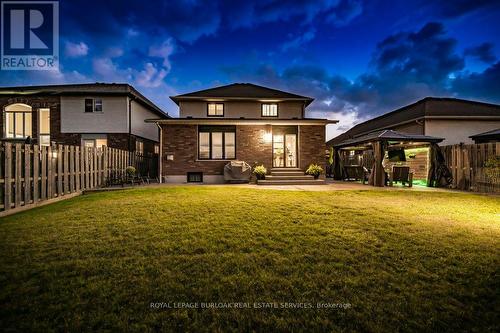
[0,186,499,332]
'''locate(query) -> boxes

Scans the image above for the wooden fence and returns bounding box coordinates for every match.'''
[442,142,499,193]
[0,142,142,215]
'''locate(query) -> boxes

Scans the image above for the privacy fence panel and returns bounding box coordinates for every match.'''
[0,143,157,215]
[442,142,499,193]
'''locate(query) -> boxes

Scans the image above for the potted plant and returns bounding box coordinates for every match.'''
[306,163,324,179]
[126,166,136,179]
[253,164,267,180]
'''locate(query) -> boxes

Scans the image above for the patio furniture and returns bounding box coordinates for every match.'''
[390,166,413,187]
[343,165,370,184]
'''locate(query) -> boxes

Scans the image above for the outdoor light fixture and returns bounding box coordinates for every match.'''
[263,131,272,143]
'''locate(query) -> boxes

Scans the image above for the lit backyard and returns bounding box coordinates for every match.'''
[0,186,498,332]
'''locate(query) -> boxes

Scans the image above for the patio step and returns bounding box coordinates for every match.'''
[270,168,305,177]
[257,179,325,185]
[265,175,314,180]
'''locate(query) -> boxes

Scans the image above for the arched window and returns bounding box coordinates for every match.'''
[4,103,32,139]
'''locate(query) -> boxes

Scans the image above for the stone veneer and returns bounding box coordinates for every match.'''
[161,124,326,181]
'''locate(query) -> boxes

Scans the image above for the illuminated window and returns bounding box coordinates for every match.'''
[262,103,278,117]
[198,126,236,160]
[85,98,103,112]
[39,108,50,146]
[207,103,224,116]
[4,103,32,139]
[136,139,144,154]
[154,144,160,154]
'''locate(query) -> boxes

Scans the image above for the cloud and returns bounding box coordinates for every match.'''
[326,0,363,26]
[420,0,500,18]
[149,38,175,70]
[464,42,497,63]
[135,63,168,88]
[451,61,500,102]
[281,28,316,51]
[65,41,89,57]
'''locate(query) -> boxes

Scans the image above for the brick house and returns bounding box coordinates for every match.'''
[148,83,337,184]
[0,83,169,155]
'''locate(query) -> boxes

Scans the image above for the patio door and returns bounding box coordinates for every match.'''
[273,126,297,168]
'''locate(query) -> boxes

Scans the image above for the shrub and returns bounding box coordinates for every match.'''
[253,165,267,180]
[484,156,500,183]
[126,166,136,177]
[306,163,324,179]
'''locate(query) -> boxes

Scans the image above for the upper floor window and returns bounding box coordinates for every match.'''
[207,103,224,117]
[4,103,32,139]
[262,103,278,117]
[85,98,103,112]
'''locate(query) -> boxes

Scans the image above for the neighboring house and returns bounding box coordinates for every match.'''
[328,97,500,147]
[469,128,500,144]
[0,83,169,155]
[148,83,337,184]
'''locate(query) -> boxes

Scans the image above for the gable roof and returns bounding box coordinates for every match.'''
[328,97,500,146]
[0,83,169,118]
[170,83,314,106]
[334,129,444,148]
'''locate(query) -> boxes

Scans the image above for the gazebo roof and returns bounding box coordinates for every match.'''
[334,129,444,148]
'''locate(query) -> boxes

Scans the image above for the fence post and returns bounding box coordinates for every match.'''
[69,146,75,193]
[24,144,31,205]
[57,145,63,196]
[4,142,12,211]
[42,146,48,199]
[75,146,80,192]
[63,145,69,195]
[33,145,39,203]
[15,144,22,208]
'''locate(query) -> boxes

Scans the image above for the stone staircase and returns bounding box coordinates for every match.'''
[257,168,325,185]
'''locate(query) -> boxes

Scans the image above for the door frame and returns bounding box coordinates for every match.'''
[272,126,298,168]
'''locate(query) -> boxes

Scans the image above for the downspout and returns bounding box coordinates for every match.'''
[128,97,132,153]
[156,122,162,183]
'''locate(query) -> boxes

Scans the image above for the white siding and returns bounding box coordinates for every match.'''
[61,96,128,133]
[425,119,500,146]
[130,99,159,141]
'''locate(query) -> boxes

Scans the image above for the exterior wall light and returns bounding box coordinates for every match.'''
[263,131,272,143]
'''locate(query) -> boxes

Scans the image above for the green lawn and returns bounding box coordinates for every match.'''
[0,187,498,332]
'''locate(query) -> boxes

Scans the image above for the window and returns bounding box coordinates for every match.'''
[4,103,32,139]
[154,144,160,154]
[187,172,203,183]
[136,139,144,154]
[82,137,107,148]
[84,98,103,112]
[39,108,50,146]
[198,126,236,160]
[207,103,224,116]
[83,139,95,148]
[262,103,278,117]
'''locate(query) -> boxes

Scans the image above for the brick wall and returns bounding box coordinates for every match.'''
[161,124,326,179]
[299,125,326,178]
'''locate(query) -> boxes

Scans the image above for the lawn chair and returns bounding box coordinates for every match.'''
[343,165,370,184]
[390,166,413,187]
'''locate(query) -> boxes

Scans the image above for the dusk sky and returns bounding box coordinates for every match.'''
[1,0,500,139]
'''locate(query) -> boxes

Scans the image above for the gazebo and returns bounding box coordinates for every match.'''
[332,130,450,187]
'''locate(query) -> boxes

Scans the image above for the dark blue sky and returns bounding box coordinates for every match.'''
[1,0,500,139]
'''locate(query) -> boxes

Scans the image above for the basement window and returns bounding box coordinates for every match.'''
[187,172,203,183]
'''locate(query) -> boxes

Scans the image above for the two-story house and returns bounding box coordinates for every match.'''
[0,83,169,155]
[148,83,337,184]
